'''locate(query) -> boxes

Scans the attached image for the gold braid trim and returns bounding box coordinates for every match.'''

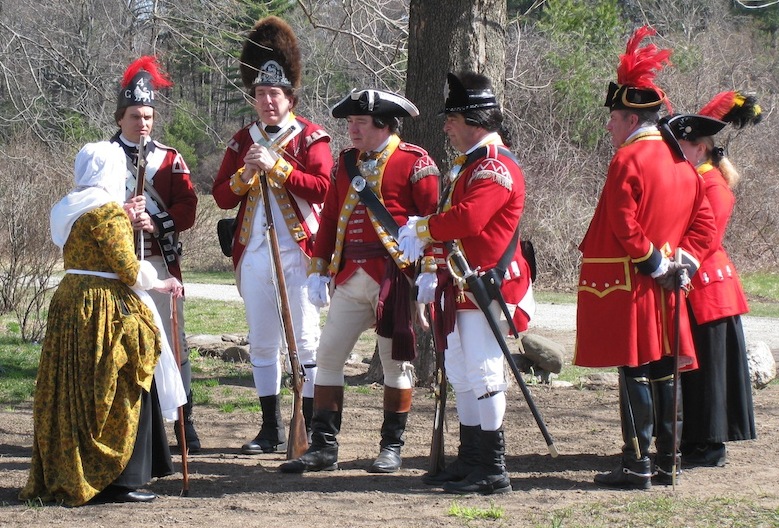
[329,135,408,274]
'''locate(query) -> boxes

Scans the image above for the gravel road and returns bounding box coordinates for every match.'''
[186,283,779,350]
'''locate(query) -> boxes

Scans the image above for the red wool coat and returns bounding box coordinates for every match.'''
[574,131,716,369]
[211,116,332,268]
[686,164,749,324]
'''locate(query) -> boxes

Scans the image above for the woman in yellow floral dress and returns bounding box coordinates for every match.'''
[19,141,183,506]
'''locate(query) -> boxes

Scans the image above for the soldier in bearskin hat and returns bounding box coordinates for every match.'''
[674,92,761,469]
[112,56,201,454]
[279,88,439,474]
[573,27,717,489]
[397,71,534,495]
[212,16,333,455]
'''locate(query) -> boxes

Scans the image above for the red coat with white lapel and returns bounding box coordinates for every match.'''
[574,130,716,369]
[427,143,533,331]
[686,164,749,324]
[211,116,332,269]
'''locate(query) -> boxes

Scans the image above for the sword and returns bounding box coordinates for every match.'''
[445,244,558,457]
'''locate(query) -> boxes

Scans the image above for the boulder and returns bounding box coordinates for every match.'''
[746,341,776,389]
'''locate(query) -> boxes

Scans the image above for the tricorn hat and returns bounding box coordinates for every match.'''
[698,91,762,129]
[330,89,419,118]
[442,72,499,114]
[664,114,727,142]
[240,16,301,91]
[605,26,672,112]
[116,56,173,111]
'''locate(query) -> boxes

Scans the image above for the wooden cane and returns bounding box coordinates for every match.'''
[171,295,190,496]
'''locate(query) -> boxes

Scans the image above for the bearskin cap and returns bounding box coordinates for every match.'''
[240,16,302,91]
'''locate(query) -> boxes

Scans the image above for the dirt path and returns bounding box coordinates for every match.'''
[2,325,778,526]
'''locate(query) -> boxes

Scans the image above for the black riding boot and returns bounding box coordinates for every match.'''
[174,390,201,454]
[443,428,511,495]
[422,424,481,486]
[652,376,682,485]
[368,411,408,473]
[241,394,287,454]
[368,386,412,473]
[279,385,343,473]
[594,371,653,490]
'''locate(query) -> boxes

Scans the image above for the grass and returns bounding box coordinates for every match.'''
[522,495,779,528]
[447,500,505,520]
[0,335,40,403]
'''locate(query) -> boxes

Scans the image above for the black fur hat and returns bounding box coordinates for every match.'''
[240,16,301,91]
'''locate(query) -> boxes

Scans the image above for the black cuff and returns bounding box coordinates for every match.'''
[635,247,662,276]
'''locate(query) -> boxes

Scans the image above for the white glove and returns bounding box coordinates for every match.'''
[398,216,426,263]
[415,271,438,304]
[306,274,330,308]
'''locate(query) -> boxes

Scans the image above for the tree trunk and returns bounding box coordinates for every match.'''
[404,0,508,170]
[399,0,508,386]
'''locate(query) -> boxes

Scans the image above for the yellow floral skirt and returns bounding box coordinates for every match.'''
[19,275,160,506]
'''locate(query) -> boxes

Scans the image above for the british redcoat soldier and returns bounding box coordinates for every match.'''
[573,26,716,489]
[113,56,201,452]
[212,16,333,454]
[279,88,439,474]
[398,71,534,495]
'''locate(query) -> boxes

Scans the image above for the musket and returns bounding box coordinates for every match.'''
[170,295,190,496]
[243,125,298,181]
[446,245,559,457]
[258,170,309,460]
[427,303,447,475]
[671,247,683,490]
[134,135,148,257]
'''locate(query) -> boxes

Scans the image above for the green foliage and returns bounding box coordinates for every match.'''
[0,336,40,404]
[735,3,779,35]
[536,0,624,148]
[161,104,212,174]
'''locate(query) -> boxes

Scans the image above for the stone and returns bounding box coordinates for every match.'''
[746,341,776,389]
[518,333,565,374]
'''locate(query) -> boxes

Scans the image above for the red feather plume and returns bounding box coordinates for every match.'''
[616,26,672,90]
[121,55,173,89]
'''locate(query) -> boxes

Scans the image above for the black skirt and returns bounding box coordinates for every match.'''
[111,380,174,489]
[681,310,757,444]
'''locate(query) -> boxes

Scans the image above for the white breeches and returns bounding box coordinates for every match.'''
[315,268,413,389]
[239,243,320,396]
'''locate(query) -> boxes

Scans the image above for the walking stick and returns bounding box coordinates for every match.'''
[258,172,309,460]
[671,248,683,490]
[619,368,641,460]
[171,296,190,496]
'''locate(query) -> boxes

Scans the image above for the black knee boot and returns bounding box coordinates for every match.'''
[652,376,682,485]
[279,386,343,473]
[174,390,201,454]
[368,411,408,473]
[368,386,412,473]
[443,428,511,495]
[242,394,287,454]
[594,371,653,490]
[422,424,481,486]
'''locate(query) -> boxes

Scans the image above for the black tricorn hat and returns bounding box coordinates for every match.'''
[330,89,419,118]
[442,72,499,114]
[664,114,727,141]
[240,16,301,91]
